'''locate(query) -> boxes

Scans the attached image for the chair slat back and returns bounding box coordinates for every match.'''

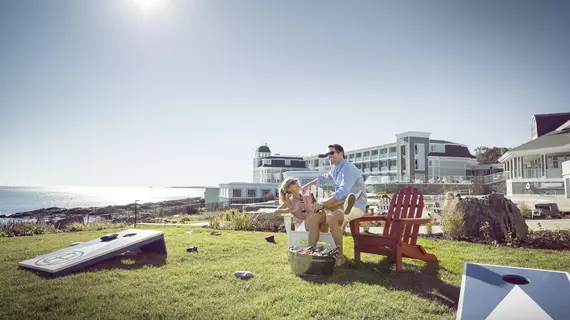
[383,186,424,244]
[306,185,327,202]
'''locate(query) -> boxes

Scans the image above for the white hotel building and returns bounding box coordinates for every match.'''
[252,131,479,186]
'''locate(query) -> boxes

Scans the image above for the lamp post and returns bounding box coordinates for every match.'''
[134,200,140,228]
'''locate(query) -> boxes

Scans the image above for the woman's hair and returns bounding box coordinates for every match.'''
[278,178,298,204]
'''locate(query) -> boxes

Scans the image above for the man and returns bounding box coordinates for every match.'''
[303,144,367,266]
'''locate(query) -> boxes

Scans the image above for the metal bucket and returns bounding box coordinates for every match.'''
[287,248,335,276]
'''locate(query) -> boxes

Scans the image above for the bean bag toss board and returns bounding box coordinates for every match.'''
[19,229,167,277]
[457,262,570,320]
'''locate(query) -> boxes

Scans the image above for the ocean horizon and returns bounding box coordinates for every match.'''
[0,186,205,215]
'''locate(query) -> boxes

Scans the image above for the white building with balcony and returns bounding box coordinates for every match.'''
[303,131,477,184]
[499,112,570,196]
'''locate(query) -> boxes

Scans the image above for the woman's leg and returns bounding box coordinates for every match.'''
[307,212,326,246]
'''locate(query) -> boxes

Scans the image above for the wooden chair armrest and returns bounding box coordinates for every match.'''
[354,216,388,222]
[392,218,432,225]
[350,216,387,236]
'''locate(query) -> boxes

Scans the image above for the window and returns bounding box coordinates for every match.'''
[284,160,291,166]
[371,150,378,156]
[363,151,369,156]
[389,147,396,153]
[232,189,242,197]
[261,189,271,197]
[414,144,418,155]
[247,189,257,198]
[415,159,419,170]
[428,160,432,166]
[262,159,271,165]
[400,145,406,156]
[430,145,435,151]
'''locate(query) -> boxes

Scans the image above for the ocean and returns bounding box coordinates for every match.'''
[0,186,205,216]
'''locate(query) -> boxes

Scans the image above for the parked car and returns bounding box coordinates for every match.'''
[534,203,561,218]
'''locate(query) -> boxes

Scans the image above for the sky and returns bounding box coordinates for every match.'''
[1,0,569,187]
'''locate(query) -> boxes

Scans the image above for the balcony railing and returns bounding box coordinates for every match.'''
[483,171,507,184]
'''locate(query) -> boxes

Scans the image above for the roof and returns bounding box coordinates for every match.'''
[534,113,570,138]
[262,155,304,160]
[428,145,476,158]
[256,145,271,153]
[509,128,570,153]
[430,139,455,144]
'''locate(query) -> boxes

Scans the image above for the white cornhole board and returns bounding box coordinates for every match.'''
[19,229,167,277]
[457,262,570,320]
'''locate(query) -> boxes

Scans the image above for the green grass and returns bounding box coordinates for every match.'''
[1,226,570,320]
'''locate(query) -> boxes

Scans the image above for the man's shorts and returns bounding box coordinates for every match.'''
[324,206,364,225]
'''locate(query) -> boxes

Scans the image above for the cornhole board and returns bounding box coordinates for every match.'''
[457,262,570,320]
[19,229,166,277]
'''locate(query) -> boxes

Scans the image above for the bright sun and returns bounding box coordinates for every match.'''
[131,0,164,12]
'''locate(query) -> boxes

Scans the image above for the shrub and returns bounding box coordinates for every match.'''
[510,229,570,250]
[0,221,57,237]
[209,209,254,231]
[179,216,198,223]
[517,202,533,219]
[440,207,464,240]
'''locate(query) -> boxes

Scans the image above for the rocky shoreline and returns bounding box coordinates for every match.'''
[0,197,204,219]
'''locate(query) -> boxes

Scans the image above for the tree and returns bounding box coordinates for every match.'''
[474,146,509,164]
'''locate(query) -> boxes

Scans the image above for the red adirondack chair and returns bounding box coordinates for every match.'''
[349,186,437,272]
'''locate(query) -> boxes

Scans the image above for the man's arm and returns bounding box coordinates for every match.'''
[318,169,358,210]
[301,172,331,193]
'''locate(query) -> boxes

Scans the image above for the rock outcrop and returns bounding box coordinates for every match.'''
[442,193,528,242]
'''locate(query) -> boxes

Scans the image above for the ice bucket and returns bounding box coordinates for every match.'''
[287,247,335,276]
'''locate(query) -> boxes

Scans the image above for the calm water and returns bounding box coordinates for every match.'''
[0,186,205,215]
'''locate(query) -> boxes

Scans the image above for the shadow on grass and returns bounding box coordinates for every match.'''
[297,259,460,309]
[86,251,167,272]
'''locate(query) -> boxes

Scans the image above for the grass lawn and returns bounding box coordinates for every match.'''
[2,226,570,320]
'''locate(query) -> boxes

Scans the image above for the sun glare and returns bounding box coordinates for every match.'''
[131,0,164,13]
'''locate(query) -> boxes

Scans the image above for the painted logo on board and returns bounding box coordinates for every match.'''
[35,251,85,266]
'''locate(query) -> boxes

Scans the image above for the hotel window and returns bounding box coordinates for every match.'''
[285,160,291,166]
[247,189,257,198]
[414,144,418,155]
[430,145,435,152]
[261,189,271,197]
[415,159,419,170]
[263,159,271,165]
[232,189,242,198]
[371,150,378,156]
[389,147,396,153]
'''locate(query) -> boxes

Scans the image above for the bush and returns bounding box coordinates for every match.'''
[209,209,254,231]
[441,207,464,240]
[510,229,570,250]
[179,216,198,223]
[0,221,57,237]
[517,202,533,219]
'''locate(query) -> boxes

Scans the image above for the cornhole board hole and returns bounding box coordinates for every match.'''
[19,229,166,277]
[457,262,570,320]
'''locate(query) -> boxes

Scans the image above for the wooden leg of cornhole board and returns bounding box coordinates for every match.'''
[139,237,167,255]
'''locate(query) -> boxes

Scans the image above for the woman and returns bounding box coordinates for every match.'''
[273,178,330,246]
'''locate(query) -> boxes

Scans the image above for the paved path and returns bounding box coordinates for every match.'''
[139,219,570,234]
